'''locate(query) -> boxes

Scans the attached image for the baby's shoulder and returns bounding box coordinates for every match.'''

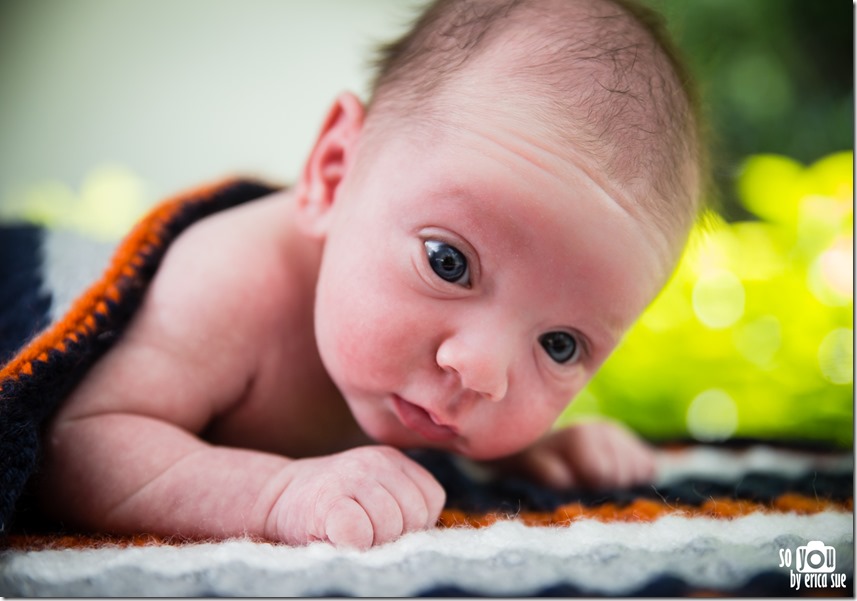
[146,192,314,340]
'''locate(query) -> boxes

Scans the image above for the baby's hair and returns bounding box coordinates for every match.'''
[367,0,708,246]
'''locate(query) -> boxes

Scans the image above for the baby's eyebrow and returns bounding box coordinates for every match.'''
[587,318,623,353]
[447,191,540,256]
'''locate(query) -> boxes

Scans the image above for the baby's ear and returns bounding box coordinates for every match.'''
[295,92,365,238]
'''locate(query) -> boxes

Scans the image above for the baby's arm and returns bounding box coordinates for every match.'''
[44,407,442,547]
[490,421,656,490]
[37,221,443,548]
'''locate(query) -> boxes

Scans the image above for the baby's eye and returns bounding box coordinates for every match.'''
[425,240,470,287]
[539,331,579,364]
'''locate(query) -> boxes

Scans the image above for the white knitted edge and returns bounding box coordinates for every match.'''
[451,445,853,486]
[653,445,853,483]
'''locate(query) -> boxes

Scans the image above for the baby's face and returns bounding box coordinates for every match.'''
[312,104,673,460]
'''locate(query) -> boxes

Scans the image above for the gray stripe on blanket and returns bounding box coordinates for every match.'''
[41,228,116,321]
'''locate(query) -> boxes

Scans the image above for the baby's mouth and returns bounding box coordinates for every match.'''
[391,395,458,442]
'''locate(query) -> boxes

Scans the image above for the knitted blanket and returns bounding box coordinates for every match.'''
[0,180,852,596]
[1,445,853,596]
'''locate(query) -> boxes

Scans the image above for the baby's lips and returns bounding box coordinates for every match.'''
[425,406,457,431]
[392,395,458,442]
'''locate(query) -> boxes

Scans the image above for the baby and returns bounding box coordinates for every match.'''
[36,0,702,548]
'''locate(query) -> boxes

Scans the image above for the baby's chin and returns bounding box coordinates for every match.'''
[370,428,531,462]
[357,418,463,456]
[348,408,423,448]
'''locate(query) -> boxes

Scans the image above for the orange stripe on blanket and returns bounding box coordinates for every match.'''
[4,532,185,551]
[437,495,853,528]
[4,495,849,551]
[0,179,243,387]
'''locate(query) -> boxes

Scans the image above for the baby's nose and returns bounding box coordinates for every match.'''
[435,334,510,402]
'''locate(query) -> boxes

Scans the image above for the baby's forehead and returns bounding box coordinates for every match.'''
[434,51,682,188]
[448,15,697,239]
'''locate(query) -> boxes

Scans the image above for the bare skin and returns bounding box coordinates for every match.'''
[38,81,666,549]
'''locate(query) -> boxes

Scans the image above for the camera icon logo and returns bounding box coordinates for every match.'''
[796,540,836,573]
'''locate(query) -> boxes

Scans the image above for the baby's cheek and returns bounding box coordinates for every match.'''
[323,280,422,388]
[472,394,570,459]
[492,421,549,456]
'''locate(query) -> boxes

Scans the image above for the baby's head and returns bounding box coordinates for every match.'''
[365,0,704,256]
[295,0,705,459]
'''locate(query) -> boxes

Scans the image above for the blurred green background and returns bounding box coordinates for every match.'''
[1,1,853,447]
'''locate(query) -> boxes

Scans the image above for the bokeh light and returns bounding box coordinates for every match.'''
[732,315,781,369]
[692,269,745,328]
[0,164,148,241]
[818,328,853,386]
[686,389,739,442]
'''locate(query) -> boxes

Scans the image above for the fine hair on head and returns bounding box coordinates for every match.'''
[366,0,709,249]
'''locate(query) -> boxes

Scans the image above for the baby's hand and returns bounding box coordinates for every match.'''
[491,421,656,490]
[266,446,445,549]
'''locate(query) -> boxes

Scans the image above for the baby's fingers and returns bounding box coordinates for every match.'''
[625,439,656,485]
[399,459,446,528]
[356,483,406,545]
[324,497,375,549]
[514,446,578,490]
[328,482,431,548]
[370,459,444,534]
[591,424,655,488]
